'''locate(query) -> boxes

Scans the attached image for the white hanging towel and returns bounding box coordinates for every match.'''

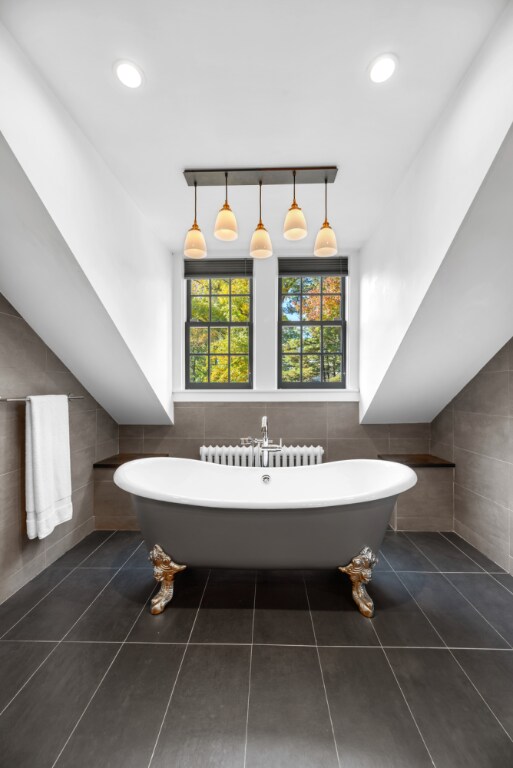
[25,395,73,540]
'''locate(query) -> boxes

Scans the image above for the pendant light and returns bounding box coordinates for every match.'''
[283,170,307,240]
[250,181,273,259]
[314,178,337,257]
[184,181,207,259]
[214,172,238,241]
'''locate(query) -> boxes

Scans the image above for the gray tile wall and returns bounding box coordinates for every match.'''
[0,294,119,602]
[391,468,454,532]
[430,339,513,573]
[119,402,430,459]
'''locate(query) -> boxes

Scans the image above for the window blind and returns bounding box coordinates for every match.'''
[278,256,348,276]
[184,258,253,278]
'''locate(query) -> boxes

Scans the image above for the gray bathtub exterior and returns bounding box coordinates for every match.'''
[130,493,397,569]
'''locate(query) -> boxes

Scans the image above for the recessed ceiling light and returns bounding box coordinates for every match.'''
[369,54,397,84]
[114,60,144,89]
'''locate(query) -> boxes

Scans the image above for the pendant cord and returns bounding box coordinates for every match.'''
[225,171,228,205]
[293,170,296,204]
[324,178,328,223]
[194,181,197,224]
[259,180,262,225]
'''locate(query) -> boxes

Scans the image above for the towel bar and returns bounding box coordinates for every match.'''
[0,394,85,402]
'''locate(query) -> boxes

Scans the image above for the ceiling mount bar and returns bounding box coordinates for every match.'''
[183,166,338,187]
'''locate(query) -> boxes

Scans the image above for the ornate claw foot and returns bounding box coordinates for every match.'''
[149,544,186,615]
[339,546,378,618]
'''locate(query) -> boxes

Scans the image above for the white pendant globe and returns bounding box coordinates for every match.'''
[314,222,337,257]
[184,224,207,259]
[283,202,307,240]
[214,203,238,241]
[250,223,273,259]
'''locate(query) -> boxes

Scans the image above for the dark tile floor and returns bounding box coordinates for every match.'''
[1,530,513,767]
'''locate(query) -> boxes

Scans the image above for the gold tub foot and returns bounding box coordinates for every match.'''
[339,547,378,618]
[148,544,186,615]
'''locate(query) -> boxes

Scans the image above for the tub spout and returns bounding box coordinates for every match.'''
[149,544,186,615]
[339,547,378,618]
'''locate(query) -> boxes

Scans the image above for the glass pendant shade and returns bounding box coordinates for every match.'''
[314,221,337,257]
[284,170,307,240]
[283,201,307,240]
[184,222,207,259]
[184,181,207,258]
[214,203,238,241]
[314,178,337,256]
[251,180,273,258]
[250,222,273,259]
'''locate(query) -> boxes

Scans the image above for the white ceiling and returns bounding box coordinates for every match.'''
[0,0,508,255]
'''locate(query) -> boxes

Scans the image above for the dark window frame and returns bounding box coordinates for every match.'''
[277,275,347,389]
[185,277,253,389]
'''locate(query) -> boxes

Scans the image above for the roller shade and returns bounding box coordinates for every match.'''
[278,256,348,276]
[184,258,253,278]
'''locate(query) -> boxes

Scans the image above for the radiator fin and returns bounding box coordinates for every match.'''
[199,445,324,466]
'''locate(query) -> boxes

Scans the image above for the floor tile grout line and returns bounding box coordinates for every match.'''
[376,548,392,570]
[243,573,257,768]
[0,533,140,719]
[443,648,513,745]
[489,573,513,598]
[372,553,439,766]
[0,531,118,641]
[370,617,437,767]
[438,532,494,573]
[404,533,512,650]
[303,574,341,768]
[50,549,157,768]
[146,569,211,768]
[380,558,456,768]
[59,540,147,643]
[403,531,484,574]
[441,571,513,649]
[390,568,498,576]
[0,532,124,717]
[3,637,513,651]
[0,640,60,719]
[391,555,513,744]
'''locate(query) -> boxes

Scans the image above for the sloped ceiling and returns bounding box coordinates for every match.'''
[359,2,513,422]
[0,0,506,253]
[0,25,173,424]
[0,1,512,424]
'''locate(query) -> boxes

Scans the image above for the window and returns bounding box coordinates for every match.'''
[185,264,253,388]
[278,259,347,388]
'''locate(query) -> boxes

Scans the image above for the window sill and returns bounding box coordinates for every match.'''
[173,389,360,403]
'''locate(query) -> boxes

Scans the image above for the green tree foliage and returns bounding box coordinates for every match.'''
[280,275,343,384]
[188,277,251,384]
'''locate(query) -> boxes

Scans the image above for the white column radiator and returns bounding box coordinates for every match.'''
[199,445,324,466]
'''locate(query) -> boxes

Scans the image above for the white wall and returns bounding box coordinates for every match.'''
[362,125,513,422]
[359,2,513,422]
[0,23,173,423]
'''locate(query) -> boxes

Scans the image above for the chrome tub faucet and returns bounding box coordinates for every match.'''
[241,416,282,468]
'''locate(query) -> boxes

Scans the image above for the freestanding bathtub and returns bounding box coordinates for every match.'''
[114,457,417,618]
